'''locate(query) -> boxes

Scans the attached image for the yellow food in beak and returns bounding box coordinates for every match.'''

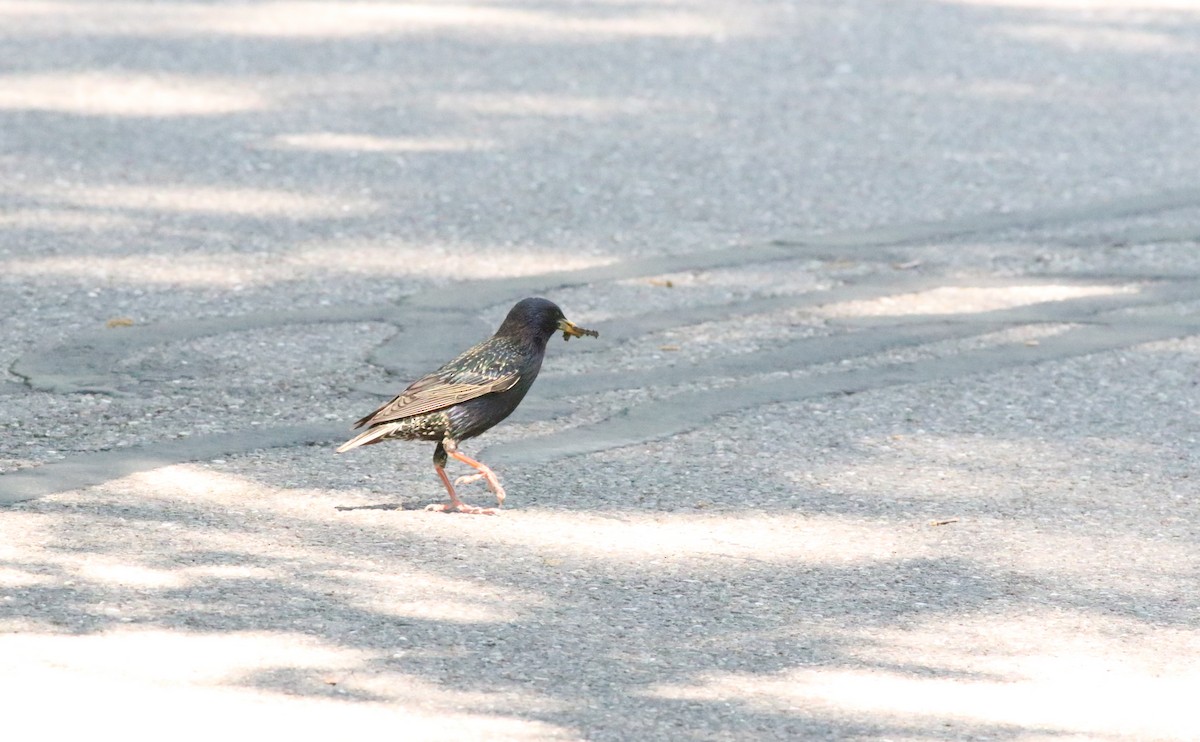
[557,318,599,341]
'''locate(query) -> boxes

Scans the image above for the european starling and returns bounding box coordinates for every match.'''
[336,297,598,514]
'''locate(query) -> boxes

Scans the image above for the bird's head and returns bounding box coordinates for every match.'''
[497,297,599,346]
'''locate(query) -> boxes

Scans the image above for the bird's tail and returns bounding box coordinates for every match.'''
[335,423,402,453]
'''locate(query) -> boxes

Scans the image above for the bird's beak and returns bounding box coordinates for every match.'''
[557,318,599,341]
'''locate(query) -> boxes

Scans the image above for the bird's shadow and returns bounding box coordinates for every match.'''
[334,501,424,512]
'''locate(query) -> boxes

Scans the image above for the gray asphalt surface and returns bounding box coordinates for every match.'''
[2,1,1199,739]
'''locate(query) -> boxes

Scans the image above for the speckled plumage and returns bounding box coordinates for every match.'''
[336,297,598,514]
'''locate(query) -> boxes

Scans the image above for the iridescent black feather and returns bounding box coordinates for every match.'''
[336,297,593,453]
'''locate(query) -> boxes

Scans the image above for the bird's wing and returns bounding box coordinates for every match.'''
[352,340,525,428]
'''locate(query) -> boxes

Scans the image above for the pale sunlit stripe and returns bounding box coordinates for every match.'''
[0,72,269,116]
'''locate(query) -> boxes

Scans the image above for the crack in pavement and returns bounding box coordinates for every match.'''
[486,319,1200,466]
[769,186,1200,249]
[10,304,401,396]
[0,424,342,505]
[4,186,1200,504]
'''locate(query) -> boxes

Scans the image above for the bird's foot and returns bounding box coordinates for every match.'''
[454,473,506,508]
[424,501,499,516]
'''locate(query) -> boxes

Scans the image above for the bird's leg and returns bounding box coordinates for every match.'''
[424,441,496,515]
[443,439,506,508]
[428,465,497,515]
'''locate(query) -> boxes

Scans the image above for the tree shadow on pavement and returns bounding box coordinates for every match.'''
[3,0,1200,738]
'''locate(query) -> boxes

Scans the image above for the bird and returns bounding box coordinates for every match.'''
[336,297,598,515]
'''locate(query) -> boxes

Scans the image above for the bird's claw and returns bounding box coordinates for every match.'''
[456,471,506,508]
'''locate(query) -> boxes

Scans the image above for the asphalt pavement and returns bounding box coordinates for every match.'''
[2,2,1199,739]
